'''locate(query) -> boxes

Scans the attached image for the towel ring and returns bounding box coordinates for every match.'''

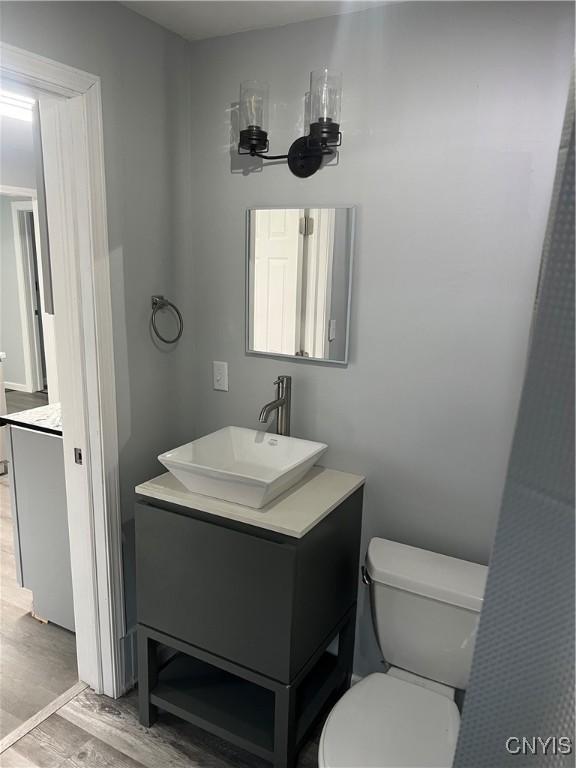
[151,295,183,344]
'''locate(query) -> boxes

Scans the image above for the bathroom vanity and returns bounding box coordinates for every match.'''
[135,466,364,768]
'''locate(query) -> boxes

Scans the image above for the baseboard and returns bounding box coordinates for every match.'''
[4,382,31,393]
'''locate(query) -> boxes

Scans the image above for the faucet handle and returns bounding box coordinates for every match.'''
[274,375,291,387]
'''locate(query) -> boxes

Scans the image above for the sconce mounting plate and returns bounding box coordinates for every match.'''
[287,137,323,179]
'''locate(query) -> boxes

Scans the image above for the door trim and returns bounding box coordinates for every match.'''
[0,184,37,198]
[0,42,125,697]
[9,200,43,392]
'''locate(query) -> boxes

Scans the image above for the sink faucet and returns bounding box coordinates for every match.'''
[259,376,291,436]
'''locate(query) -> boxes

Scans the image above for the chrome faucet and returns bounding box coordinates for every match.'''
[259,376,292,436]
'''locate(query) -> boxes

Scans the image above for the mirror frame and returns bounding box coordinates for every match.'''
[245,205,356,366]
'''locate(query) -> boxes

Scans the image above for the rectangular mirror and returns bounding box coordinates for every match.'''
[246,206,355,364]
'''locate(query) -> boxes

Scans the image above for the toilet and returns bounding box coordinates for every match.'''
[319,537,488,768]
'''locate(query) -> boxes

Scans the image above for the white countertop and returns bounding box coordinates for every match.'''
[2,402,62,434]
[136,466,365,538]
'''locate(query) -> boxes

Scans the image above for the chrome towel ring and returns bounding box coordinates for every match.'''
[151,295,183,344]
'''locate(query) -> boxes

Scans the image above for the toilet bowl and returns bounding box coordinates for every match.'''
[319,672,460,768]
[319,538,487,768]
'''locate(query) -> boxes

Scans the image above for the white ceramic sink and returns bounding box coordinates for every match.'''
[158,427,328,509]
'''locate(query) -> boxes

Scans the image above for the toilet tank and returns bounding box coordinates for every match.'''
[367,538,488,690]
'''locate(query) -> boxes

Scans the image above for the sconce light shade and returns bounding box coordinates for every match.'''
[236,70,343,176]
[239,80,269,153]
[309,68,342,145]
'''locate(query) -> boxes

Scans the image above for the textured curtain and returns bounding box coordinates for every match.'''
[454,83,575,767]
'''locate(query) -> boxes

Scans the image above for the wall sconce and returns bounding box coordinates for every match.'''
[238,68,342,178]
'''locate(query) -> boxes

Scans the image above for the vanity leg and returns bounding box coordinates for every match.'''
[274,683,297,768]
[137,626,158,727]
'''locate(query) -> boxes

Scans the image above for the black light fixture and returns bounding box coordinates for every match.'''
[238,68,343,178]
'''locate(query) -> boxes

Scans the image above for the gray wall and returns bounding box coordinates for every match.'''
[455,88,574,768]
[0,2,573,680]
[0,1,194,626]
[0,114,36,189]
[184,2,573,673]
[0,195,27,386]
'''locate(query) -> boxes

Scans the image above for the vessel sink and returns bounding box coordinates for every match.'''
[158,426,328,509]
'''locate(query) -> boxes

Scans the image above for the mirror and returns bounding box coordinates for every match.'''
[246,207,355,364]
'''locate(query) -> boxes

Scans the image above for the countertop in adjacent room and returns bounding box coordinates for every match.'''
[0,403,63,436]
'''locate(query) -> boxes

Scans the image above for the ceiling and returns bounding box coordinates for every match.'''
[122,1,387,42]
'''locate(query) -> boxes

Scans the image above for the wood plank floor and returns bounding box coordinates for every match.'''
[1,686,323,767]
[4,391,49,415]
[0,476,78,740]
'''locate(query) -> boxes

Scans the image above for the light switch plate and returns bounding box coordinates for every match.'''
[213,361,228,391]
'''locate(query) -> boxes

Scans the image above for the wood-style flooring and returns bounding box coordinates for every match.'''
[0,476,78,740]
[4,391,49,415]
[1,684,322,767]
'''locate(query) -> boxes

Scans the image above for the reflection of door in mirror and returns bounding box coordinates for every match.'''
[300,208,335,359]
[253,208,337,358]
[253,208,303,355]
[248,206,354,364]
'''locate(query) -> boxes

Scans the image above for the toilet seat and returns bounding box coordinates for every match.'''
[318,673,460,768]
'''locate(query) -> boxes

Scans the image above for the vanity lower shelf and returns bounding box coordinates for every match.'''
[151,652,276,756]
[140,621,351,767]
[149,647,343,760]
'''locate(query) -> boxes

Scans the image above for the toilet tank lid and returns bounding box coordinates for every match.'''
[367,538,488,612]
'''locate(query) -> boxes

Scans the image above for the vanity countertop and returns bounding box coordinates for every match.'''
[0,402,62,436]
[136,466,365,538]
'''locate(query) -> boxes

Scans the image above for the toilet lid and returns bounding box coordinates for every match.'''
[319,673,460,768]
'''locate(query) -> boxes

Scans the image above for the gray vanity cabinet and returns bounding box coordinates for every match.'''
[135,486,363,768]
[7,424,74,631]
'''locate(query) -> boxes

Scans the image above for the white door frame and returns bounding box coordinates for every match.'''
[0,42,126,697]
[30,196,60,402]
[0,184,36,198]
[9,199,44,393]
[301,208,335,359]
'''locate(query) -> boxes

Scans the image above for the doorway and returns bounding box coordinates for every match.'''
[0,88,78,742]
[1,189,60,413]
[0,41,126,752]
